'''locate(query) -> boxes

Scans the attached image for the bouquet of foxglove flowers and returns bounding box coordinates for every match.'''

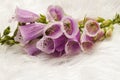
[0,5,120,57]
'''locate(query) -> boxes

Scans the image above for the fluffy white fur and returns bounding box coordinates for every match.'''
[0,0,120,80]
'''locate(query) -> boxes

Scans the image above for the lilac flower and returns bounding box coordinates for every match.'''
[36,37,55,54]
[84,20,100,37]
[44,22,63,39]
[81,32,94,51]
[24,39,41,56]
[19,23,45,42]
[65,40,81,55]
[47,5,64,21]
[62,16,79,39]
[15,7,39,23]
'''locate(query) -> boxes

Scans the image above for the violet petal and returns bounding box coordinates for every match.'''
[47,5,64,21]
[51,50,65,57]
[36,37,55,54]
[19,23,45,42]
[54,35,67,52]
[15,7,39,23]
[69,31,81,42]
[65,40,81,55]
[24,39,41,56]
[62,16,79,39]
[44,22,63,39]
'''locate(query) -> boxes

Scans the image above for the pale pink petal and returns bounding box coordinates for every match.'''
[84,20,100,37]
[47,5,64,21]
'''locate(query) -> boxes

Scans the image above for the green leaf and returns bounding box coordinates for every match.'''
[3,26,10,36]
[0,36,11,44]
[12,27,18,37]
[113,13,120,24]
[0,33,1,41]
[6,40,16,46]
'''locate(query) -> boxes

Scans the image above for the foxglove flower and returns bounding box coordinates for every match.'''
[14,29,28,45]
[51,50,65,57]
[36,37,55,54]
[81,32,94,51]
[65,40,81,55]
[62,16,79,39]
[94,29,105,41]
[24,39,41,55]
[54,35,67,52]
[44,22,63,39]
[70,31,81,42]
[15,7,39,23]
[47,5,64,21]
[19,23,45,42]
[84,20,100,37]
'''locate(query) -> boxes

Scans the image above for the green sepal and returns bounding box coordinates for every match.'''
[36,14,48,24]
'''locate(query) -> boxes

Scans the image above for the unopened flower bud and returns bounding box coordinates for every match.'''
[101,19,112,27]
[3,26,10,35]
[105,27,113,38]
[96,17,105,22]
[94,28,105,41]
[109,24,114,30]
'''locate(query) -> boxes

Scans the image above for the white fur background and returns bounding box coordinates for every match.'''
[0,0,120,80]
